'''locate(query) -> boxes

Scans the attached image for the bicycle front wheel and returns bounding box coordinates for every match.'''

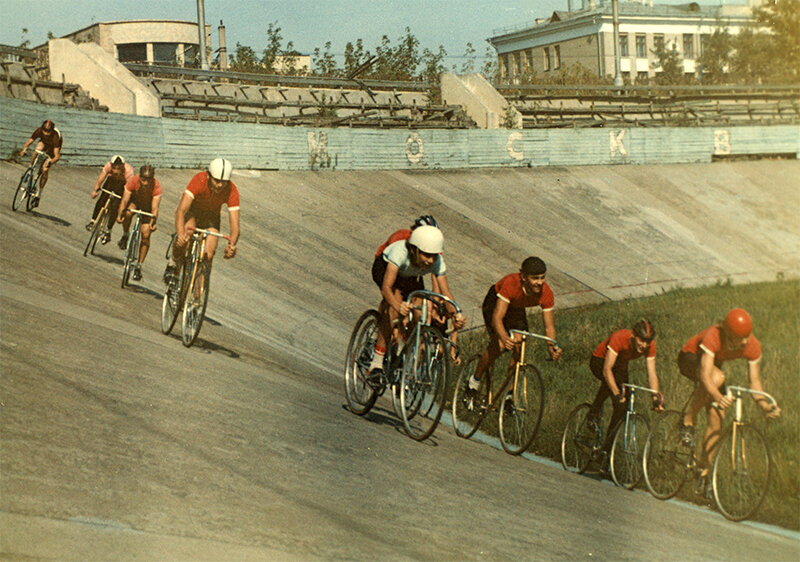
[561,403,595,474]
[400,325,449,441]
[84,209,106,257]
[451,354,490,439]
[343,310,380,416]
[121,231,135,288]
[161,262,185,335]
[181,259,211,347]
[12,168,33,212]
[712,424,770,522]
[499,365,544,455]
[643,410,691,500]
[610,413,649,489]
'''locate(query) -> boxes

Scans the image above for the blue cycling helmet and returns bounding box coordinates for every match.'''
[412,214,438,229]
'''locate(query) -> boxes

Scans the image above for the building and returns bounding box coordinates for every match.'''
[39,20,212,67]
[488,0,765,84]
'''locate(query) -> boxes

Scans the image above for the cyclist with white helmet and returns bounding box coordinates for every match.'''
[367,223,466,380]
[677,308,780,495]
[467,257,562,400]
[86,155,134,245]
[164,158,240,283]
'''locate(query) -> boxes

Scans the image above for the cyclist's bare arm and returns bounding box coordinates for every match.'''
[492,298,515,350]
[430,274,465,328]
[116,190,133,222]
[745,362,781,417]
[47,146,60,166]
[92,171,109,198]
[699,351,731,407]
[542,309,561,360]
[380,262,410,317]
[19,137,34,156]
[602,349,623,399]
[174,192,193,246]
[225,208,240,259]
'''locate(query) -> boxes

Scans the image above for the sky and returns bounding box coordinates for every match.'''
[2,0,743,67]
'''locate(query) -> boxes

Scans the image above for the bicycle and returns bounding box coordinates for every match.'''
[344,289,461,441]
[643,385,778,522]
[83,188,122,257]
[121,208,155,288]
[161,228,228,347]
[452,329,555,455]
[12,149,48,212]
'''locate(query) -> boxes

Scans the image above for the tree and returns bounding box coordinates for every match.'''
[751,0,800,83]
[651,41,687,84]
[229,43,263,73]
[456,42,477,74]
[343,39,371,78]
[696,27,732,84]
[261,22,283,73]
[313,41,339,77]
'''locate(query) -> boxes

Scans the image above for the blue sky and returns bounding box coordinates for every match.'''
[2,0,742,66]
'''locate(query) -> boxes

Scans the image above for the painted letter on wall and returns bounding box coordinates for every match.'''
[507,132,524,161]
[308,131,330,168]
[714,129,731,155]
[406,133,424,164]
[609,130,628,158]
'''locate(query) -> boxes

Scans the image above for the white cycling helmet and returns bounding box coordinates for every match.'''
[408,225,444,254]
[208,157,232,181]
[110,154,125,166]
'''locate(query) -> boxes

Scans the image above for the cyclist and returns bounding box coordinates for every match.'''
[116,165,162,281]
[587,319,663,466]
[466,257,562,399]
[677,308,781,496]
[18,119,62,208]
[366,224,466,383]
[163,157,240,283]
[87,155,134,245]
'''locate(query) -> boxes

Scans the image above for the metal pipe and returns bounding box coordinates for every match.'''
[218,20,228,71]
[196,0,208,70]
[612,0,623,87]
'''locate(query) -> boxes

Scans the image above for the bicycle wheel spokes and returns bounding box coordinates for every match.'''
[400,326,448,441]
[712,424,770,522]
[160,263,184,335]
[452,355,490,439]
[499,365,544,455]
[561,403,595,474]
[121,228,135,288]
[610,413,649,489]
[12,169,33,212]
[181,260,211,347]
[343,310,380,415]
[643,410,690,500]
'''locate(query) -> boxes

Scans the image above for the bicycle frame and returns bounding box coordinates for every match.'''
[121,209,155,287]
[505,329,557,403]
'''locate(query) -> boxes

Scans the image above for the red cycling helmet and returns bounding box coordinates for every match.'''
[725,308,752,338]
[41,119,54,132]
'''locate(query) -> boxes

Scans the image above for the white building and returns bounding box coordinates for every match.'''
[488,0,766,83]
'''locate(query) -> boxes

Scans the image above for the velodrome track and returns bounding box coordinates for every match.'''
[1,159,799,559]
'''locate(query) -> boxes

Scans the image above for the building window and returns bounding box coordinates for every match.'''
[153,42,181,66]
[637,71,649,82]
[117,43,147,63]
[635,34,647,58]
[543,47,551,71]
[700,34,710,56]
[683,34,694,59]
[619,34,629,57]
[554,45,561,69]
[515,52,522,76]
[653,34,665,52]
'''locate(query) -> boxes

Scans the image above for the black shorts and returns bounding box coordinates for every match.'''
[589,354,629,387]
[677,351,702,382]
[482,286,528,338]
[187,207,221,230]
[371,255,424,301]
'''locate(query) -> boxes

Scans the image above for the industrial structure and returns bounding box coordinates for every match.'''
[488,0,767,84]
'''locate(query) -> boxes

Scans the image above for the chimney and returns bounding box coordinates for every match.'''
[218,20,228,70]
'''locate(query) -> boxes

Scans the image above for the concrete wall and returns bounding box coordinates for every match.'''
[47,39,159,117]
[1,96,798,169]
[441,73,522,129]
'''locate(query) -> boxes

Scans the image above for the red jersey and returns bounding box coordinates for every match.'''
[184,172,240,213]
[681,325,761,364]
[375,229,412,258]
[593,329,656,370]
[31,126,63,156]
[494,274,555,311]
[125,175,162,208]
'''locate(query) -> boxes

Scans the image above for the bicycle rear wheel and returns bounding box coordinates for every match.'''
[84,209,106,257]
[643,410,690,500]
[25,177,38,212]
[181,259,211,347]
[451,354,490,439]
[161,262,185,335]
[399,325,449,441]
[712,424,770,522]
[121,228,137,288]
[343,310,380,415]
[610,413,649,489]
[561,403,595,474]
[12,168,33,212]
[499,365,544,455]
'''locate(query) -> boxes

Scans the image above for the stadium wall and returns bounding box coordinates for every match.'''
[2,97,798,170]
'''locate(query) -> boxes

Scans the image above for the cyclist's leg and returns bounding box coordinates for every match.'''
[700,396,726,474]
[34,142,50,192]
[172,215,196,269]
[587,355,611,419]
[139,221,153,264]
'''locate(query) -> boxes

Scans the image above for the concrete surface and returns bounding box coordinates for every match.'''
[1,159,799,559]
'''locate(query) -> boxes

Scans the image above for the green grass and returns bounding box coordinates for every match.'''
[448,278,799,529]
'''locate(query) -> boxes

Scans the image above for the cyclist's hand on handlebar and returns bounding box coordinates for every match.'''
[116,214,124,223]
[91,189,99,199]
[500,333,517,351]
[613,392,626,406]
[399,301,412,317]
[652,392,665,412]
[224,242,237,259]
[716,394,734,410]
[548,345,562,362]
[177,229,191,247]
[453,312,466,330]
[765,405,781,419]
[150,220,157,232]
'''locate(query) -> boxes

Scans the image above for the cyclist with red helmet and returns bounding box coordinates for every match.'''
[163,158,240,283]
[116,165,162,281]
[87,155,134,245]
[678,308,781,495]
[366,224,465,383]
[586,319,663,465]
[18,119,63,208]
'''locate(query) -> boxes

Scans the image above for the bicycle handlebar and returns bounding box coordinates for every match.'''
[622,383,661,396]
[99,188,122,199]
[127,209,156,217]
[726,386,778,409]
[509,329,559,349]
[405,290,463,316]
[188,227,231,241]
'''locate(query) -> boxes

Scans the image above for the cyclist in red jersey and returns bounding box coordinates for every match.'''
[587,319,663,465]
[466,257,562,397]
[86,155,135,245]
[677,308,781,495]
[18,119,63,208]
[116,165,162,281]
[163,158,239,283]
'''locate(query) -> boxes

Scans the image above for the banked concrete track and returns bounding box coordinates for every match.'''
[1,160,798,560]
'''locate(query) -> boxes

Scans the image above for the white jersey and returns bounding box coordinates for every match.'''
[382,240,446,277]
